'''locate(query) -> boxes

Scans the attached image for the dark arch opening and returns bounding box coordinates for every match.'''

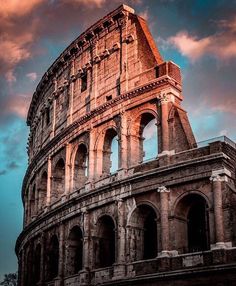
[39,171,47,210]
[33,244,41,284]
[96,215,116,268]
[66,226,83,275]
[103,129,119,174]
[140,113,157,162]
[175,194,210,253]
[52,158,65,202]
[187,196,210,252]
[128,204,158,261]
[47,235,59,281]
[74,144,88,189]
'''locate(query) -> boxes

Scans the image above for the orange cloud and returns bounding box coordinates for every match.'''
[0,0,45,18]
[169,17,236,61]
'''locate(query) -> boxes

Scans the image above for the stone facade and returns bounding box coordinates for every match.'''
[16,4,236,286]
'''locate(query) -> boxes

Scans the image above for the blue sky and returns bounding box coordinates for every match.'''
[0,0,236,281]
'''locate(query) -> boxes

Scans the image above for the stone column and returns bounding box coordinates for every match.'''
[58,224,65,284]
[65,143,72,195]
[28,186,31,223]
[39,233,45,284]
[46,157,52,206]
[83,210,90,269]
[51,78,57,138]
[24,195,28,226]
[88,128,96,182]
[113,199,126,279]
[20,249,25,286]
[210,174,225,247]
[160,95,169,153]
[120,112,128,170]
[157,186,170,255]
[68,58,75,125]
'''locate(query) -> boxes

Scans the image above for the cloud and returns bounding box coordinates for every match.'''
[139,8,149,21]
[63,0,106,7]
[26,72,37,82]
[7,161,20,170]
[0,0,45,18]
[168,17,236,62]
[0,170,7,176]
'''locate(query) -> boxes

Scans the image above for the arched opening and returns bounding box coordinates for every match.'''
[47,235,59,281]
[52,158,65,203]
[140,113,157,162]
[33,244,41,284]
[128,204,158,261]
[74,144,88,190]
[66,226,83,276]
[103,129,119,174]
[95,215,116,268]
[38,171,47,210]
[31,184,36,217]
[174,193,210,253]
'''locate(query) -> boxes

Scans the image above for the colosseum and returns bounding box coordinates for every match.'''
[16,4,236,286]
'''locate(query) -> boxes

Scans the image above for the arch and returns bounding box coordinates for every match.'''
[38,171,47,210]
[102,128,119,175]
[127,204,158,261]
[46,235,59,281]
[128,110,159,165]
[32,243,41,284]
[95,215,116,268]
[73,143,88,190]
[52,158,65,203]
[66,226,83,276]
[174,193,210,253]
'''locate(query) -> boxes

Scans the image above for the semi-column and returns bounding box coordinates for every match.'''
[46,157,52,206]
[157,186,170,254]
[210,174,225,247]
[58,223,65,284]
[160,94,169,152]
[83,210,90,269]
[65,143,72,195]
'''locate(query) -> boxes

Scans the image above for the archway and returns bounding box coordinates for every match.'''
[47,235,59,281]
[102,129,119,174]
[174,193,210,253]
[74,144,88,189]
[128,204,158,261]
[38,171,47,210]
[95,215,116,268]
[52,158,65,203]
[66,226,83,275]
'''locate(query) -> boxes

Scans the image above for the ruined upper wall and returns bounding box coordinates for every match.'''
[26,4,182,159]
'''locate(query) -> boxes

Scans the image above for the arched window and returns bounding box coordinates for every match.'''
[187,197,209,252]
[103,129,119,174]
[74,144,88,190]
[52,158,65,203]
[128,205,158,261]
[174,194,210,253]
[47,235,59,281]
[95,215,116,268]
[33,244,41,284]
[38,171,47,210]
[140,113,157,162]
[31,184,36,217]
[66,226,83,276]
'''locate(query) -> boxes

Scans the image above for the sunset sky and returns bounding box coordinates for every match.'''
[0,0,236,280]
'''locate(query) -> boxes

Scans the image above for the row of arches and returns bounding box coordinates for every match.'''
[26,113,158,218]
[24,193,210,284]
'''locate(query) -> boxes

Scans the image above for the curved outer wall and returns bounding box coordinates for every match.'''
[16,4,236,286]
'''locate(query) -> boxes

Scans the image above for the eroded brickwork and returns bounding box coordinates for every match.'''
[16,4,236,286]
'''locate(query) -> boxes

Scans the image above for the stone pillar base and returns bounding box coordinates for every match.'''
[79,269,90,285]
[211,241,232,250]
[158,250,178,257]
[112,264,126,280]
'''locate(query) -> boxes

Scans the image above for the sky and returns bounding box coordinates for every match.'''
[0,0,236,280]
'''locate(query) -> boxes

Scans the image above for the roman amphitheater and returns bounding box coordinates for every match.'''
[16,4,236,286]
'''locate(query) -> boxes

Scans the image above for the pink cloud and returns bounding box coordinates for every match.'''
[26,72,37,82]
[6,94,31,119]
[168,17,236,61]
